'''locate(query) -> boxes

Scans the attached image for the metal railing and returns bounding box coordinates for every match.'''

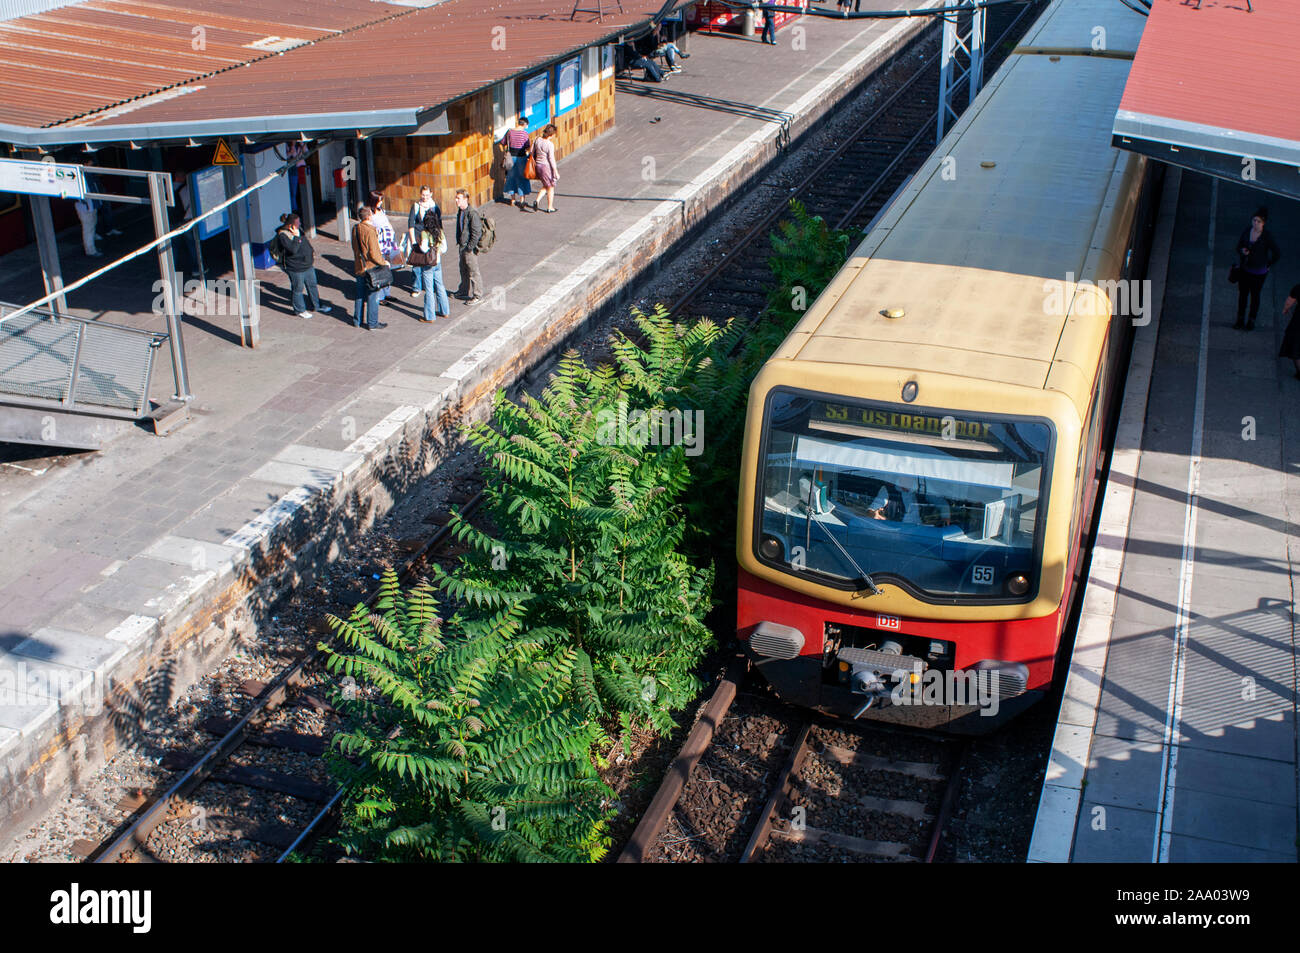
[0,301,167,419]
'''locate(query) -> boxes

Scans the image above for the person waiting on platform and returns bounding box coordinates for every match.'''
[351,205,388,331]
[499,119,534,210]
[1234,206,1280,331]
[622,42,667,82]
[272,213,331,320]
[654,24,690,72]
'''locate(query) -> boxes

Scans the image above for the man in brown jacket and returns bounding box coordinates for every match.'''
[351,205,388,330]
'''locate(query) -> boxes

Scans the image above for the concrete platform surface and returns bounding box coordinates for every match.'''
[0,5,935,844]
[1030,169,1300,863]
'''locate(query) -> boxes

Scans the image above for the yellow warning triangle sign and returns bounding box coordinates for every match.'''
[212,138,239,166]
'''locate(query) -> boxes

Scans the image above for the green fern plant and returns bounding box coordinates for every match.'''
[322,571,612,862]
[439,310,718,734]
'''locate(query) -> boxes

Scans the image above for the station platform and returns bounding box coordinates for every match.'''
[0,4,934,845]
[1030,169,1300,863]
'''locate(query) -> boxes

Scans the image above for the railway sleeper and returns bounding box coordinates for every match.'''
[769,822,916,861]
[160,753,334,803]
[820,743,945,781]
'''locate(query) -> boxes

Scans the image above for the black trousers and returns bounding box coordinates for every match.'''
[1236,271,1266,323]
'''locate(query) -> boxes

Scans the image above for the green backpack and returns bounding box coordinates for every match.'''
[476,215,496,254]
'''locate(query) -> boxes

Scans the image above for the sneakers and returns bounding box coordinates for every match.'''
[318,304,333,314]
[297,311,313,319]
[411,289,422,298]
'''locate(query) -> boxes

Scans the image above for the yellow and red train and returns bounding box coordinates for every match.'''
[735,0,1159,731]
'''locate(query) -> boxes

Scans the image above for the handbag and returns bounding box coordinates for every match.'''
[524,152,538,181]
[364,265,393,291]
[1228,263,1239,285]
[407,235,434,267]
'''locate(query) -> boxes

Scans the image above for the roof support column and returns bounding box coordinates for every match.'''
[29,194,66,317]
[221,153,260,349]
[147,171,192,400]
[300,163,316,239]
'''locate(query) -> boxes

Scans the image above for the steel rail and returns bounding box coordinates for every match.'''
[92,491,485,864]
[668,0,1038,318]
[617,655,749,863]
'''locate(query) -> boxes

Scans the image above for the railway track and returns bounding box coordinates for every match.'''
[90,490,485,864]
[740,717,968,863]
[672,0,1040,323]
[620,665,968,863]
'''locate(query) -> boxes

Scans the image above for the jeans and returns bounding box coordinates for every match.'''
[288,268,321,313]
[414,262,450,320]
[353,275,381,328]
[762,17,775,44]
[504,155,532,197]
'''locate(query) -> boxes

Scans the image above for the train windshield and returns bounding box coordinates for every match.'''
[756,390,1054,601]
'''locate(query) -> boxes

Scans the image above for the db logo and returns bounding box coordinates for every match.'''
[876,614,901,630]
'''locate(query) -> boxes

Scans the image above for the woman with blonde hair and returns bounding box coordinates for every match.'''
[531,124,560,213]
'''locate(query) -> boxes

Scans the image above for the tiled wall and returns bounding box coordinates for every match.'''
[374,71,617,215]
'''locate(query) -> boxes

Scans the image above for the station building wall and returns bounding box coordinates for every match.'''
[373,47,616,216]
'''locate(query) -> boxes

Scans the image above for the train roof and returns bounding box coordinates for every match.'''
[771,0,1148,416]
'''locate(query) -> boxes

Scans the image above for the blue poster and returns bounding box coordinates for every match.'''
[190,165,229,240]
[555,57,581,116]
[520,72,551,130]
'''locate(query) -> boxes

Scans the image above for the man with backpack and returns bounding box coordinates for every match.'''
[454,187,486,303]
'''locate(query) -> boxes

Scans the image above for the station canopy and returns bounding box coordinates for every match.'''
[1112,0,1300,199]
[0,0,686,150]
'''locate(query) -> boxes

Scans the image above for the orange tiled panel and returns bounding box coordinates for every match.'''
[374,73,617,211]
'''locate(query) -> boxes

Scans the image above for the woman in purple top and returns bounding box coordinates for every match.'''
[500,117,533,209]
[532,124,560,213]
[1234,206,1280,330]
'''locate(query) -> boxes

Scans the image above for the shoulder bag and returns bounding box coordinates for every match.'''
[365,265,394,291]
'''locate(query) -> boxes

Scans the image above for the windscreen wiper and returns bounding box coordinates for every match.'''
[804,481,882,597]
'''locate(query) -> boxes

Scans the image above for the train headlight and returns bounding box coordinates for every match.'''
[1006,573,1031,596]
[759,534,785,562]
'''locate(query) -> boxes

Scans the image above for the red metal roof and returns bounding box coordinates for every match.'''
[1114,0,1300,173]
[0,0,674,143]
[0,0,409,129]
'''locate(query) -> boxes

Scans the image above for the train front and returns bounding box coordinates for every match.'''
[736,365,1080,733]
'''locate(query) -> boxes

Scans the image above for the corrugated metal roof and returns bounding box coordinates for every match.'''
[0,0,675,144]
[0,0,413,129]
[1114,0,1300,167]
